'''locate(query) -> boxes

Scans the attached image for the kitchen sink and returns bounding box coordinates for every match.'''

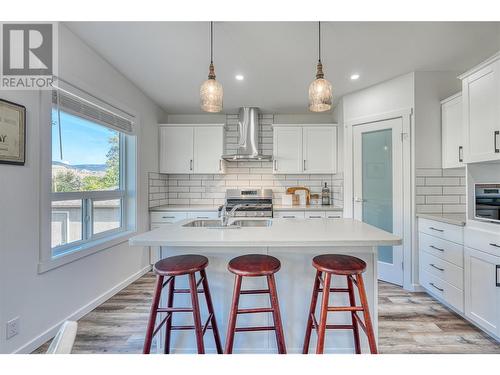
[182,220,240,229]
[231,219,273,227]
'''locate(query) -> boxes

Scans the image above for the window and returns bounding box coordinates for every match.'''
[50,86,134,258]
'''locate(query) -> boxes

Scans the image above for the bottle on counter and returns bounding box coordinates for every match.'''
[322,182,331,205]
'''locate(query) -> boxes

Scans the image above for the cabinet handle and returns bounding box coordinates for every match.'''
[429,245,444,252]
[162,216,175,219]
[190,159,193,171]
[489,243,500,248]
[430,264,444,272]
[303,160,306,171]
[496,265,500,287]
[429,282,444,292]
[495,131,499,153]
[458,146,463,162]
[219,159,222,171]
[309,215,322,219]
[429,227,444,232]
[283,215,295,218]
[273,159,278,171]
[197,216,209,219]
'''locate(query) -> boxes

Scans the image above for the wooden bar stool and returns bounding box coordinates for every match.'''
[143,254,222,354]
[225,254,286,354]
[302,254,377,354]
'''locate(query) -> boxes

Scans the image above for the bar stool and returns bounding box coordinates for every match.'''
[143,254,222,354]
[302,254,377,354]
[225,254,286,354]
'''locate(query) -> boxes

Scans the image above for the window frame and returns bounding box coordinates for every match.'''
[50,130,127,257]
[39,84,138,274]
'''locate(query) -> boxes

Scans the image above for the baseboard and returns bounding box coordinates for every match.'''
[408,283,425,292]
[13,265,152,354]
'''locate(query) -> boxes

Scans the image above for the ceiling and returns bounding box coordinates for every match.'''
[66,22,500,114]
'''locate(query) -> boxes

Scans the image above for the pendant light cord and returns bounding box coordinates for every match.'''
[318,21,321,63]
[210,21,214,64]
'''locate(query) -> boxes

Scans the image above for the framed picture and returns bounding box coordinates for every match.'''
[0,99,26,165]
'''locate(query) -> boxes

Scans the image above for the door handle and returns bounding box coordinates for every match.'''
[458,146,463,162]
[430,264,444,272]
[429,227,444,233]
[429,282,444,292]
[495,131,499,153]
[429,245,445,252]
[496,265,500,287]
[354,197,365,203]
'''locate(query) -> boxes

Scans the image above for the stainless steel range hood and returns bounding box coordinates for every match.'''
[222,107,272,161]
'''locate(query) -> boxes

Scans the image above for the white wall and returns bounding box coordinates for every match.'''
[414,71,461,168]
[0,24,167,353]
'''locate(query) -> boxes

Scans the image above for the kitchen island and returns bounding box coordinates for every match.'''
[130,218,401,354]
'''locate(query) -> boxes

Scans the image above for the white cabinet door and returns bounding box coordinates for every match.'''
[464,247,500,337]
[303,126,337,173]
[273,127,303,174]
[463,60,500,163]
[159,126,194,173]
[441,94,464,168]
[194,126,224,174]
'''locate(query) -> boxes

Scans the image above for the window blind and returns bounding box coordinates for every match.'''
[51,86,134,135]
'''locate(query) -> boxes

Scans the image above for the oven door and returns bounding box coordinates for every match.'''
[475,197,500,222]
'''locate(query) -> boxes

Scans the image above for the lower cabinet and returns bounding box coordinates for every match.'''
[274,210,342,219]
[464,246,500,338]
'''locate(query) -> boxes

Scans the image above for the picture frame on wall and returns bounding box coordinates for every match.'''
[0,99,26,165]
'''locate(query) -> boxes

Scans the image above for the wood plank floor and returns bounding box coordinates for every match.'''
[33,273,500,354]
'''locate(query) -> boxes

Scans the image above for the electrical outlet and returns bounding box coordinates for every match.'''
[6,317,20,340]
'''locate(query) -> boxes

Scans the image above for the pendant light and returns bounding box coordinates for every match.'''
[308,21,332,112]
[200,21,223,112]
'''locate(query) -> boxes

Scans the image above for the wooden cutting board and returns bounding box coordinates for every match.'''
[286,187,310,205]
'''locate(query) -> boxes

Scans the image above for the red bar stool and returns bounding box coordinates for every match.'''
[224,254,286,354]
[303,254,377,354]
[143,254,222,354]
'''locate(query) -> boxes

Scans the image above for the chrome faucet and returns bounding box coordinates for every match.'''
[219,204,246,226]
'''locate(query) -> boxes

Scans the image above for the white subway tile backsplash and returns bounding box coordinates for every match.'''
[415,168,465,214]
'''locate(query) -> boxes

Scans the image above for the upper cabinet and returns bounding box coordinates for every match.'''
[441,93,464,169]
[273,124,337,174]
[459,52,500,164]
[159,124,225,174]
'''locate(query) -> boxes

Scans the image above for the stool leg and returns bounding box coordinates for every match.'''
[347,275,361,354]
[164,276,175,354]
[143,275,164,354]
[224,275,242,354]
[302,270,321,354]
[200,269,223,354]
[315,272,331,354]
[267,275,286,354]
[189,273,205,354]
[356,274,378,354]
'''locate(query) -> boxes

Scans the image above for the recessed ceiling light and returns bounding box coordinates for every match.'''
[350,74,360,80]
[235,74,244,81]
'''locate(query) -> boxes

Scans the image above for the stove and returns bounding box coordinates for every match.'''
[222,189,273,217]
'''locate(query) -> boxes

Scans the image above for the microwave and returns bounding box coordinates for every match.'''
[475,183,500,223]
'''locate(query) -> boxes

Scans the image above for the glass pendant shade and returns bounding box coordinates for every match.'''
[309,62,332,112]
[200,63,223,113]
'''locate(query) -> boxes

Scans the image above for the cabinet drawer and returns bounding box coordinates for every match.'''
[420,251,463,290]
[186,211,218,219]
[306,212,326,219]
[419,232,464,267]
[150,212,187,223]
[420,269,464,313]
[465,227,500,257]
[418,218,464,244]
[325,211,342,219]
[274,211,305,219]
[151,223,171,230]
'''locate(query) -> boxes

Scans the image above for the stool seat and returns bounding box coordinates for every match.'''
[228,254,281,277]
[154,254,208,276]
[312,254,366,275]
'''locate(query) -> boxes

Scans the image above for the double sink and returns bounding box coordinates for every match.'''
[183,219,272,229]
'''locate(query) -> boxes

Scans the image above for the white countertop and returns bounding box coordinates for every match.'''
[130,218,402,248]
[416,213,466,226]
[273,204,343,211]
[150,205,219,212]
